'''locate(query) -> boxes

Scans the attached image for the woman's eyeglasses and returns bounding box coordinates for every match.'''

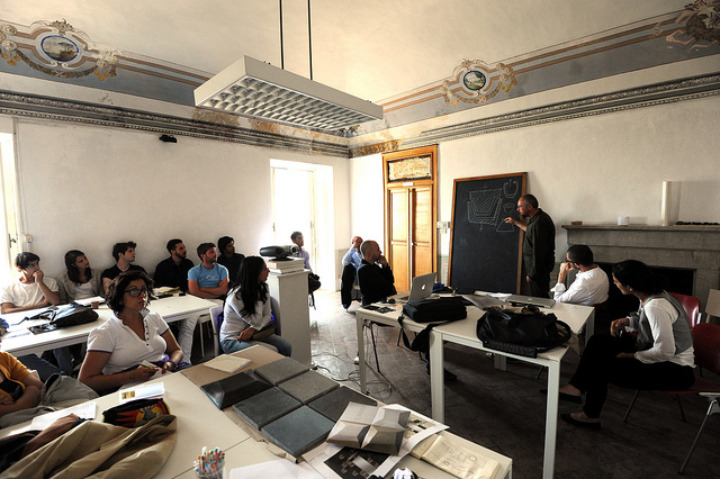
[125,288,148,298]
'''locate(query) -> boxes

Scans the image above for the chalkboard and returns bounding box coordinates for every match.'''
[448,172,527,293]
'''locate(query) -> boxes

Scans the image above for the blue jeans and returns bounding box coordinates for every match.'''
[17,354,61,382]
[221,334,292,357]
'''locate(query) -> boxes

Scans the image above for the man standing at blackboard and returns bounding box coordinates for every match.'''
[504,194,555,298]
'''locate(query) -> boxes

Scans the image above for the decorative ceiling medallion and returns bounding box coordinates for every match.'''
[661,0,720,52]
[0,19,118,81]
[441,60,516,106]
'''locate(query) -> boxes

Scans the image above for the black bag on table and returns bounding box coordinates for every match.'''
[402,296,467,323]
[476,307,571,358]
[31,306,99,328]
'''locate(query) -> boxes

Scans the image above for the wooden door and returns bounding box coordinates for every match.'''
[383,146,437,293]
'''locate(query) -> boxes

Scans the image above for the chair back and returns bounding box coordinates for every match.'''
[669,292,701,328]
[706,289,720,322]
[691,322,720,376]
[210,305,223,357]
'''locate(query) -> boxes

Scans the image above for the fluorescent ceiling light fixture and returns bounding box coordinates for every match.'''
[194,56,383,130]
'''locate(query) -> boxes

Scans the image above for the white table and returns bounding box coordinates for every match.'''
[356,298,594,479]
[1,294,217,357]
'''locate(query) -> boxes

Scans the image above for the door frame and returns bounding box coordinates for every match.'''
[382,145,438,289]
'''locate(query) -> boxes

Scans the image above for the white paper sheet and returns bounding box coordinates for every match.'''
[229,459,323,478]
[30,401,97,429]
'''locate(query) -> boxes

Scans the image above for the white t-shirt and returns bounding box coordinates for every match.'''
[552,267,609,306]
[0,277,59,307]
[73,282,95,300]
[87,310,170,375]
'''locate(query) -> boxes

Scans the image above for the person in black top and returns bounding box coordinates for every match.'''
[101,242,146,294]
[357,240,396,305]
[153,239,194,292]
[217,236,245,286]
[504,194,555,298]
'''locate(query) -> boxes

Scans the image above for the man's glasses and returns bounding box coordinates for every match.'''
[125,288,148,298]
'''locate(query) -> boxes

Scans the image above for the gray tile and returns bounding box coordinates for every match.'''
[278,370,339,404]
[261,406,335,457]
[254,357,308,385]
[232,387,302,429]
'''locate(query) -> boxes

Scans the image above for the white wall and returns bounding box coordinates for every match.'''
[348,154,385,247]
[10,118,350,281]
[350,94,720,267]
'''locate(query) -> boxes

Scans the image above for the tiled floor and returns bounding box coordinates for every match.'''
[196,290,720,478]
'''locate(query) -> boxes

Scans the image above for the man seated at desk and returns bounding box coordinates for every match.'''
[341,235,363,310]
[153,238,193,292]
[552,244,609,306]
[101,241,146,295]
[217,236,245,288]
[1,253,70,377]
[357,240,396,305]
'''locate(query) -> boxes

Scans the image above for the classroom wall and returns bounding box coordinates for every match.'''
[9,118,351,281]
[349,88,720,281]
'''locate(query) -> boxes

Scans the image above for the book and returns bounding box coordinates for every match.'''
[118,382,164,404]
[415,434,500,479]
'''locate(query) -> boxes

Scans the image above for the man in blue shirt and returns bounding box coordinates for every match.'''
[181,243,229,364]
[340,235,363,309]
[188,243,229,300]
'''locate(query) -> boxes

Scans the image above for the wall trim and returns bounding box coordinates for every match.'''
[350,72,720,156]
[0,90,349,157]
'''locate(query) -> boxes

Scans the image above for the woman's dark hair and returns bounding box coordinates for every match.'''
[233,256,268,316]
[612,260,664,295]
[106,270,153,314]
[64,250,92,284]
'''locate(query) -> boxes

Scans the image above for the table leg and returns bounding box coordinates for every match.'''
[429,331,445,423]
[543,361,560,479]
[357,315,367,394]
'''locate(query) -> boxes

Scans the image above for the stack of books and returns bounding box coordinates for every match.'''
[265,257,305,274]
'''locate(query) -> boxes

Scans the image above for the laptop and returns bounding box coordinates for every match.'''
[391,272,436,302]
[506,294,556,309]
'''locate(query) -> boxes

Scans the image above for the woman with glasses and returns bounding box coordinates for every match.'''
[220,256,291,356]
[57,250,103,303]
[79,271,184,392]
[558,260,695,429]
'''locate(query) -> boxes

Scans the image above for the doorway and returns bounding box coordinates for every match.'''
[383,146,437,293]
[270,159,334,286]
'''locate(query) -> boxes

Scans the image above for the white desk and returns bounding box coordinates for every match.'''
[1,294,217,357]
[356,299,594,479]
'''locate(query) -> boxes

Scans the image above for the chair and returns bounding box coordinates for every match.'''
[679,322,720,473]
[210,305,223,357]
[623,292,703,423]
[669,292,702,327]
[705,289,720,323]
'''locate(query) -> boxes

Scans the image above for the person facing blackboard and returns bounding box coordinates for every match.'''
[504,194,555,298]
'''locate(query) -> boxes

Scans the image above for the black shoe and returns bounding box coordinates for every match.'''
[541,389,582,404]
[561,413,601,429]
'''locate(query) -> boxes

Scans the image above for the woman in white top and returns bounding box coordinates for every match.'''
[220,256,291,357]
[57,250,103,303]
[79,271,184,393]
[559,260,695,429]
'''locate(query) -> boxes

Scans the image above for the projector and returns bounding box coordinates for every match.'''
[259,245,299,261]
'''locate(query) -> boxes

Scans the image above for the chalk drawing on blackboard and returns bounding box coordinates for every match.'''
[497,202,516,232]
[503,179,519,198]
[467,188,502,230]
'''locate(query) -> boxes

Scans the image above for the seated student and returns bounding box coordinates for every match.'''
[341,235,363,309]
[220,256,291,357]
[357,240,396,305]
[57,250,103,303]
[79,271,184,393]
[101,241,146,294]
[1,253,71,377]
[552,244,609,306]
[0,351,43,420]
[290,231,321,294]
[153,238,193,292]
[187,243,229,300]
[559,260,695,429]
[217,236,245,288]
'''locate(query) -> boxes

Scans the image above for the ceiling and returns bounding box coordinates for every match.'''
[1,0,686,104]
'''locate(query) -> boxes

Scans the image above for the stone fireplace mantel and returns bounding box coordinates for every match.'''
[563,224,720,310]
